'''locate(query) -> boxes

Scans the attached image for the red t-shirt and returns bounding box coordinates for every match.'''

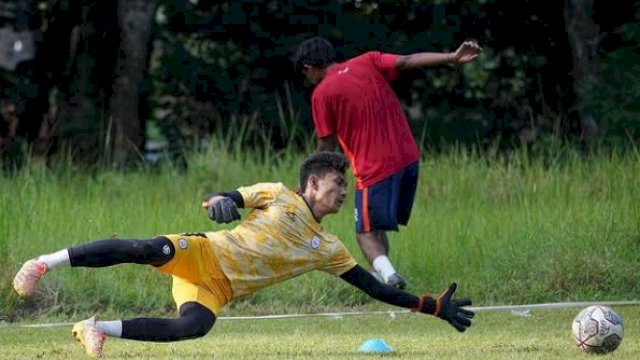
[311,51,421,189]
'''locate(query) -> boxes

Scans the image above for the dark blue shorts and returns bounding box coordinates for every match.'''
[355,161,419,233]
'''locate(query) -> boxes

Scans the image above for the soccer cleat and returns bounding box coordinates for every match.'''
[13,259,47,297]
[72,316,107,358]
[385,273,407,290]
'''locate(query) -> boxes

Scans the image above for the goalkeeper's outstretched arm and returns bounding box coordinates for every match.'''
[339,265,475,332]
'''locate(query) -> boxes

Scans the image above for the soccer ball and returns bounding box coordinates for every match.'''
[572,305,624,354]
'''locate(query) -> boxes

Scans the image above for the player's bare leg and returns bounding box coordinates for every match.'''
[356,230,406,289]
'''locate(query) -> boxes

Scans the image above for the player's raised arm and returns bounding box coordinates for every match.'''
[395,40,482,70]
[339,264,475,332]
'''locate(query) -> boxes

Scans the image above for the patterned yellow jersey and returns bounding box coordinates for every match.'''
[205,182,358,298]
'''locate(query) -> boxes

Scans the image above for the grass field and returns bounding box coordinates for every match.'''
[1,143,639,320]
[1,306,638,359]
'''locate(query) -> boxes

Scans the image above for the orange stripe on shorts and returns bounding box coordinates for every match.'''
[362,187,371,232]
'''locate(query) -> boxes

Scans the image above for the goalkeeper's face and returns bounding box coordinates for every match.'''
[313,171,347,215]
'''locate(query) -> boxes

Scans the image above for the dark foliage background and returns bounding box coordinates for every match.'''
[0,0,638,169]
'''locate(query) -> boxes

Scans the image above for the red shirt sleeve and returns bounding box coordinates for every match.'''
[367,51,401,82]
[311,91,335,138]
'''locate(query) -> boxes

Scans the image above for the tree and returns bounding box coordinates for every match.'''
[45,0,156,167]
[109,0,158,167]
[565,0,601,142]
[48,0,119,165]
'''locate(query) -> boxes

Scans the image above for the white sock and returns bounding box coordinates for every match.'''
[372,256,396,282]
[36,249,70,270]
[96,320,123,337]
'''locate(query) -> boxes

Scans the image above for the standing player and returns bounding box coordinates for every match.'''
[13,152,474,358]
[293,37,482,289]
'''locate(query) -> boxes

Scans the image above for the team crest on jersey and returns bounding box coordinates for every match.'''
[178,238,188,250]
[310,235,321,249]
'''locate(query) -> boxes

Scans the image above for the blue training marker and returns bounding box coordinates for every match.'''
[357,338,394,353]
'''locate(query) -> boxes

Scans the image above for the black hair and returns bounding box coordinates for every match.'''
[292,36,336,72]
[299,151,348,192]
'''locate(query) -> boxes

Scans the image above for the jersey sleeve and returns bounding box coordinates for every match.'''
[367,51,401,82]
[319,237,358,276]
[236,182,284,209]
[311,91,335,138]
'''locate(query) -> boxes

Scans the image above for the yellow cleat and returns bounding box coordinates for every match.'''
[72,316,107,358]
[13,259,47,298]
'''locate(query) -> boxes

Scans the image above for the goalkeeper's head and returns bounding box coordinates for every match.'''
[298,151,349,220]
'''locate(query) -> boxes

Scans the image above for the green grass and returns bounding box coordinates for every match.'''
[0,306,638,359]
[1,143,640,321]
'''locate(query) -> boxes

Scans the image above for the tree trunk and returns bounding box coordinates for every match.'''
[109,0,158,167]
[28,0,76,156]
[53,0,119,165]
[565,0,600,141]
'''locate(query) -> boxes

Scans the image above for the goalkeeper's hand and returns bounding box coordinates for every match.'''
[414,283,474,332]
[205,197,241,223]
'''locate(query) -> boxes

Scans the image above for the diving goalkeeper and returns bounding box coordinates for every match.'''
[13,151,474,358]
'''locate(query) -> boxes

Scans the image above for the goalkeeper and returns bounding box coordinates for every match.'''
[13,151,474,358]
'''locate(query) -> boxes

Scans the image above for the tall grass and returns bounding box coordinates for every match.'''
[1,143,639,321]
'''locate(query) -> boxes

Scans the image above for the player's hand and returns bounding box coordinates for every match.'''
[206,197,241,223]
[419,283,475,332]
[451,40,482,64]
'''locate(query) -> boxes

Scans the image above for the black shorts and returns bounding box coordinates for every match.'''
[354,161,419,233]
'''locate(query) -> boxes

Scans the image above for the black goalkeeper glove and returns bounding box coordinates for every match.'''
[207,197,241,223]
[412,282,475,332]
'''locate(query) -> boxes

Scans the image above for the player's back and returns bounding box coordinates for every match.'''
[312,52,420,188]
[317,52,400,110]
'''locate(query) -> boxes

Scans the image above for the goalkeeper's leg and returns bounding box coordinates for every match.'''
[119,302,216,341]
[68,237,175,267]
[13,237,174,297]
[73,302,215,357]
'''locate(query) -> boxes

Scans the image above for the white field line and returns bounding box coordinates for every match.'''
[2,300,638,329]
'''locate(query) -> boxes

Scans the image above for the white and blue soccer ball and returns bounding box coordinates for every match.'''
[572,305,624,354]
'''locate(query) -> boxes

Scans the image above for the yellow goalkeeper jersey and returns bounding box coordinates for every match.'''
[206,182,358,298]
